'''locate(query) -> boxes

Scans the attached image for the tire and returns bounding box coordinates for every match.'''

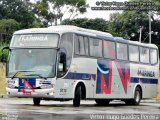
[95,99,110,106]
[73,86,81,107]
[125,87,141,105]
[33,98,41,106]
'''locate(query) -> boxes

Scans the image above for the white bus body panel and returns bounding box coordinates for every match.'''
[55,56,159,99]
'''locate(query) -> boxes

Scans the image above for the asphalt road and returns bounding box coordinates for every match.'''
[0,98,160,120]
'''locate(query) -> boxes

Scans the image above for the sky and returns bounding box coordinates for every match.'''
[64,0,127,20]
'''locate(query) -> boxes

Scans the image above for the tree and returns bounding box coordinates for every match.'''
[128,0,160,20]
[0,19,20,43]
[110,11,148,39]
[61,18,109,32]
[0,0,39,28]
[153,0,160,14]
[109,0,160,43]
[109,12,120,22]
[34,0,88,26]
[108,9,160,57]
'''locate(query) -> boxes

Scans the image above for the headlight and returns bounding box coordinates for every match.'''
[48,92,54,95]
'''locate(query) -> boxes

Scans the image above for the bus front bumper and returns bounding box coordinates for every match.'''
[6,87,56,98]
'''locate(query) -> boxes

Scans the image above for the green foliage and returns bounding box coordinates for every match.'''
[0,19,20,32]
[0,41,8,62]
[0,19,20,44]
[0,0,38,28]
[109,11,150,40]
[61,18,109,32]
[109,11,160,57]
[31,19,43,28]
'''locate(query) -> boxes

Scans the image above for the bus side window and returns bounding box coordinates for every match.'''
[140,47,149,64]
[150,49,158,64]
[129,45,139,62]
[116,43,128,61]
[103,40,115,59]
[58,33,73,77]
[89,38,103,57]
[75,35,86,55]
[84,37,89,55]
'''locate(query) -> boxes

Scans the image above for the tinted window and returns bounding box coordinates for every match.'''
[103,41,115,59]
[150,49,158,64]
[129,45,139,62]
[140,47,149,63]
[84,37,89,55]
[75,35,85,55]
[59,33,73,74]
[117,43,128,60]
[89,38,103,57]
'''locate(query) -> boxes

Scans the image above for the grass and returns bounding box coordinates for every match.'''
[0,41,7,94]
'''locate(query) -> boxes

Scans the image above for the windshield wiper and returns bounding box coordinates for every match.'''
[25,74,47,80]
[11,70,34,79]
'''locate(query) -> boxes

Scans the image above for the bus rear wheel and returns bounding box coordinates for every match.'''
[95,99,110,106]
[125,87,141,105]
[33,98,41,106]
[73,86,81,107]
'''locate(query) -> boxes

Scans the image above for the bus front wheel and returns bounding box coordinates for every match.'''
[73,86,81,107]
[33,98,41,106]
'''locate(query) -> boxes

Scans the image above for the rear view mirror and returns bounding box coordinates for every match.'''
[59,51,66,70]
[57,51,66,78]
[2,46,9,52]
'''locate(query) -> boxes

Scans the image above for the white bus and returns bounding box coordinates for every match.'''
[2,25,159,107]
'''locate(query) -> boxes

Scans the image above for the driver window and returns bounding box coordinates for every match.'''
[58,33,73,77]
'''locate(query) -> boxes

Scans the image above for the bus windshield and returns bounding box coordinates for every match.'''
[7,49,57,78]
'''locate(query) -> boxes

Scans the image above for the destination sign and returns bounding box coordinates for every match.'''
[18,35,48,42]
[10,34,59,48]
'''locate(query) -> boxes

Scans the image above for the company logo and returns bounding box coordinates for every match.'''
[19,78,36,95]
[138,69,155,77]
[96,60,112,94]
[18,35,48,42]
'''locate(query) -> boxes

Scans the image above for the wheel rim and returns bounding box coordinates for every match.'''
[135,90,140,103]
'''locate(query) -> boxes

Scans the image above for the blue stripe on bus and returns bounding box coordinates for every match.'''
[64,72,96,80]
[64,72,158,84]
[130,77,158,84]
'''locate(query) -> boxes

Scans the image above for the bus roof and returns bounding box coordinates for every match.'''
[14,25,158,49]
[14,25,112,37]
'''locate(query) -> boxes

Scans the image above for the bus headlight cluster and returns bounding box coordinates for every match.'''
[40,85,53,89]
